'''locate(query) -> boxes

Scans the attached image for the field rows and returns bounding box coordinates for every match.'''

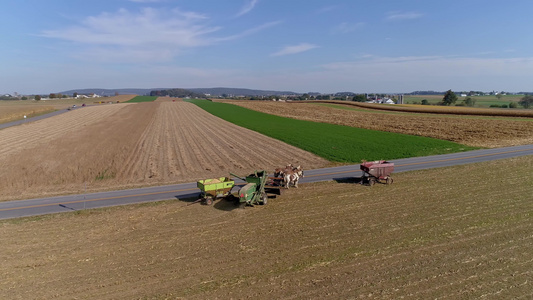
[0,99,327,201]
[1,156,531,299]
[190,99,475,162]
[118,100,327,182]
[228,100,533,148]
[326,100,533,117]
[0,105,128,158]
[1,97,532,299]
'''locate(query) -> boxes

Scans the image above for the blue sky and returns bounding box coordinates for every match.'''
[2,0,533,94]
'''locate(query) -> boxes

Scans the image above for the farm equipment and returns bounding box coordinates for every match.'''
[230,170,281,206]
[197,177,235,205]
[196,170,281,206]
[360,160,394,186]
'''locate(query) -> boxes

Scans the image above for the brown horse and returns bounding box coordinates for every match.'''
[282,165,304,188]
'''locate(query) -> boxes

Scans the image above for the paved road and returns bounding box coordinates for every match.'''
[1,144,531,220]
[0,108,72,130]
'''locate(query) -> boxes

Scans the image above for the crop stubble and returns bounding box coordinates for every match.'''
[0,99,327,201]
[0,105,56,124]
[228,101,533,148]
[1,156,531,299]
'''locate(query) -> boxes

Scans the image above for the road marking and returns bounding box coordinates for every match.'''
[0,188,199,212]
[1,147,532,214]
[304,147,533,178]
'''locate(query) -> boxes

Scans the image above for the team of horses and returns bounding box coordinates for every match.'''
[274,164,304,188]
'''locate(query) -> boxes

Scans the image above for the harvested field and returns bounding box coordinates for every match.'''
[320,100,533,117]
[1,156,532,299]
[227,101,533,148]
[0,105,55,124]
[0,95,137,124]
[0,99,327,201]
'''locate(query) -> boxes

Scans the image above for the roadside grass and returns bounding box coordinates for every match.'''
[126,96,157,103]
[188,99,477,162]
[0,106,57,124]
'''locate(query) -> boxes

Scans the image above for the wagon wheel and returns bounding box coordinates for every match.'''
[204,196,214,206]
[368,178,376,186]
[386,177,394,185]
[233,197,243,207]
[226,194,237,202]
[260,192,268,205]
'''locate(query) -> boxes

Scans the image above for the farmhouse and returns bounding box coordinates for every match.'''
[76,93,101,99]
[366,97,395,104]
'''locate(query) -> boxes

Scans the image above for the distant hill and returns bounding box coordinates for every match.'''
[59,88,168,96]
[407,91,444,95]
[150,88,206,98]
[58,87,299,97]
[188,87,298,97]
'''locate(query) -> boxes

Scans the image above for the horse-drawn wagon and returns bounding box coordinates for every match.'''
[360,160,394,186]
[196,170,281,206]
[196,177,235,205]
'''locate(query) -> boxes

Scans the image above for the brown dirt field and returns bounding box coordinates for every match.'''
[0,105,56,124]
[0,95,137,124]
[37,95,137,109]
[227,101,533,148]
[323,100,533,117]
[1,156,532,299]
[0,99,327,201]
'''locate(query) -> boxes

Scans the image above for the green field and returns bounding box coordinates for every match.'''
[404,94,523,107]
[126,96,158,103]
[188,99,477,162]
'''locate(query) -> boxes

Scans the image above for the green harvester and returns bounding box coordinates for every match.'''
[230,170,270,206]
[196,170,281,207]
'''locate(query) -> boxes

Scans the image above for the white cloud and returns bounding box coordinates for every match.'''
[8,53,533,95]
[40,8,219,62]
[41,8,214,47]
[271,43,319,57]
[236,0,259,17]
[216,21,281,42]
[386,11,423,21]
[40,7,281,63]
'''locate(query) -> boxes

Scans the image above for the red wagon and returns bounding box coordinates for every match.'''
[360,160,394,186]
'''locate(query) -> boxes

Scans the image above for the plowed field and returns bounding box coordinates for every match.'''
[2,156,532,299]
[0,99,327,201]
[0,95,137,124]
[227,101,533,148]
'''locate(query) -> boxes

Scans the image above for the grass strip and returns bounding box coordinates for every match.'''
[188,99,478,162]
[125,96,158,103]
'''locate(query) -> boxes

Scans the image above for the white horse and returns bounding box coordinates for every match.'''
[283,165,304,188]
